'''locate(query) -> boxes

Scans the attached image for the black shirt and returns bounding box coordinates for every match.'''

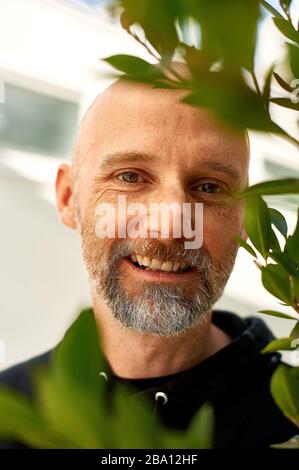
[0,309,297,449]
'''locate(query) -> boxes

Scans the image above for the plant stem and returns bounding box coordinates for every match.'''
[251,71,263,101]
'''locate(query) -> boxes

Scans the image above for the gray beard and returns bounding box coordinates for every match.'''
[79,233,237,337]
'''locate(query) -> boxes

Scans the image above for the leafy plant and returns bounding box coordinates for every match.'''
[234,182,299,447]
[0,309,214,448]
[0,0,298,449]
[105,0,299,146]
[103,0,299,447]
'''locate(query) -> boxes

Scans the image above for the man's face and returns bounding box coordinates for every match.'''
[72,82,249,337]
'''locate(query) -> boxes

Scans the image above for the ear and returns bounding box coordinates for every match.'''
[240,226,248,242]
[55,163,77,229]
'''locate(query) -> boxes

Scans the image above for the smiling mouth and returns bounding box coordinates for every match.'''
[127,254,193,273]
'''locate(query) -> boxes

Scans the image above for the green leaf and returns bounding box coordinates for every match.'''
[269,251,298,277]
[270,364,299,427]
[51,308,106,391]
[182,67,276,132]
[262,337,298,353]
[34,366,106,448]
[270,230,282,252]
[192,0,260,71]
[103,55,164,81]
[184,402,214,449]
[235,235,258,258]
[261,263,293,303]
[289,44,299,78]
[273,72,294,92]
[279,0,292,13]
[0,307,215,449]
[119,0,179,56]
[291,321,299,337]
[259,309,297,320]
[263,65,273,109]
[260,1,285,20]
[291,276,299,304]
[273,18,299,44]
[0,387,61,448]
[270,97,299,110]
[182,43,211,79]
[244,196,272,258]
[99,383,159,448]
[272,434,299,448]
[269,208,288,238]
[285,207,299,266]
[235,178,299,198]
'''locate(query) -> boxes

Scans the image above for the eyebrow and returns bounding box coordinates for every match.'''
[95,152,155,174]
[95,152,240,181]
[200,161,241,181]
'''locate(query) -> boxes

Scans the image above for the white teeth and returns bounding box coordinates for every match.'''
[160,261,173,272]
[172,262,180,272]
[136,254,143,266]
[130,253,190,273]
[149,258,162,270]
[142,256,151,267]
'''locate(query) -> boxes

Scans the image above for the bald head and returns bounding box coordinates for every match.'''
[72,76,250,188]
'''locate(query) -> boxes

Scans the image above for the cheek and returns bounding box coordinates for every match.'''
[202,205,243,260]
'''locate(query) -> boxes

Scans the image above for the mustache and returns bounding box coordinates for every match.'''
[108,238,213,271]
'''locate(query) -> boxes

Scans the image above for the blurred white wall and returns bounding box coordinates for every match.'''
[0,0,298,370]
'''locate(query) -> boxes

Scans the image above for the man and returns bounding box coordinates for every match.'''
[0,76,297,448]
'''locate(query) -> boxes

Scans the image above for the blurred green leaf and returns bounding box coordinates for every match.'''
[259,309,297,320]
[272,434,299,448]
[244,196,272,259]
[263,65,273,109]
[104,384,160,448]
[0,308,215,449]
[289,44,299,77]
[270,364,299,427]
[235,178,299,198]
[183,402,214,449]
[273,18,299,44]
[0,387,61,448]
[34,366,106,448]
[280,0,292,12]
[183,71,274,131]
[119,0,179,56]
[182,43,211,79]
[285,208,299,266]
[192,0,260,70]
[270,97,299,110]
[260,1,285,20]
[103,55,164,81]
[291,321,299,337]
[273,72,294,92]
[263,337,297,353]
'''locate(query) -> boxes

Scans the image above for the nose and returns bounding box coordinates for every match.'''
[141,180,196,240]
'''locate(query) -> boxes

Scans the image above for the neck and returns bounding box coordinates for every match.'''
[92,294,232,380]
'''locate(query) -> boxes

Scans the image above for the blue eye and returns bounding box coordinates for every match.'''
[117,172,142,183]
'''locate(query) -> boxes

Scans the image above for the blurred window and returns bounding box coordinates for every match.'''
[0,83,79,157]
